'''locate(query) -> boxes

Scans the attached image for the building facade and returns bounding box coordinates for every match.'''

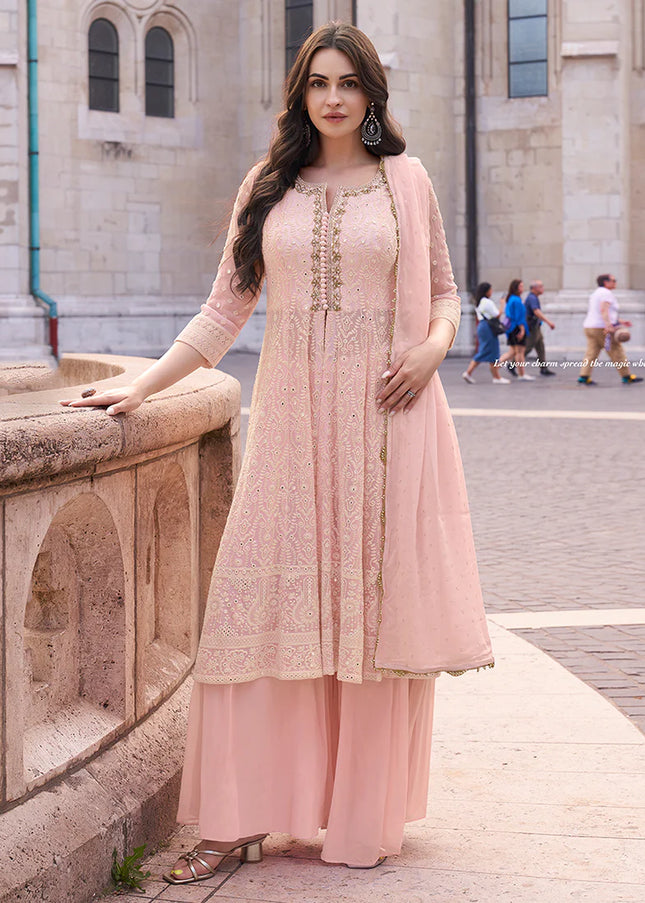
[0,0,644,361]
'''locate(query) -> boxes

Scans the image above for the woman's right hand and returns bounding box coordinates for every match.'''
[59,384,147,416]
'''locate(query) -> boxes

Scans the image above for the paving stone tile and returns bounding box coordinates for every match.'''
[507,625,645,735]
[138,880,172,897]
[107,896,157,902]
[156,880,226,901]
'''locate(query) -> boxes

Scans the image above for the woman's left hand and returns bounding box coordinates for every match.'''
[376,337,446,415]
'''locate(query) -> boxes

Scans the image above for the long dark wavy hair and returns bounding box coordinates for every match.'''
[475,282,492,304]
[231,22,406,298]
[507,279,523,299]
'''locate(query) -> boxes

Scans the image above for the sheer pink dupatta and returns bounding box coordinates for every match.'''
[375,155,494,676]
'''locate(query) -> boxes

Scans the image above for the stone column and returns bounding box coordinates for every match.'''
[355,0,467,349]
[355,0,458,243]
[560,1,629,289]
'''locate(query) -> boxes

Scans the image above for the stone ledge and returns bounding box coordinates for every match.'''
[561,40,619,58]
[0,676,193,903]
[0,353,241,488]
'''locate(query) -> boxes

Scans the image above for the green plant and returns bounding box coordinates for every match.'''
[111,844,151,892]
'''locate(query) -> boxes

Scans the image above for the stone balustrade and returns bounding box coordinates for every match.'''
[0,353,241,903]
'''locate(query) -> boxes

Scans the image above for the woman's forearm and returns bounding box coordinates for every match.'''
[426,316,455,356]
[132,340,209,399]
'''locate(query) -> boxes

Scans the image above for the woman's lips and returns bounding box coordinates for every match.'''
[324,114,347,121]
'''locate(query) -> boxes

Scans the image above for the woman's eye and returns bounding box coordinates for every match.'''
[342,80,358,88]
[310,80,325,88]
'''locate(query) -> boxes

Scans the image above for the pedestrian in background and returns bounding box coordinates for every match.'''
[524,280,556,376]
[578,274,642,385]
[498,279,534,380]
[462,282,510,385]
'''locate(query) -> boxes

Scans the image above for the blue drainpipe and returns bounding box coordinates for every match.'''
[27,0,59,361]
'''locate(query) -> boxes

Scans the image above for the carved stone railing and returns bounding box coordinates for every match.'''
[0,353,241,903]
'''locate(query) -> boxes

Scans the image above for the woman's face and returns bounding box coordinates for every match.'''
[305,48,370,143]
[518,281,524,294]
[486,287,493,298]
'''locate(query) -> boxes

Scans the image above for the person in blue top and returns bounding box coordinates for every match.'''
[498,279,534,380]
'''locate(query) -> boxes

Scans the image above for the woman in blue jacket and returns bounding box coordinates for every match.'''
[499,279,534,380]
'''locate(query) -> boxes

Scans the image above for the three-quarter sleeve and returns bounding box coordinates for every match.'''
[174,163,264,367]
[427,178,461,349]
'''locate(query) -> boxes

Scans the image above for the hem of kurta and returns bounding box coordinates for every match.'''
[191,658,495,685]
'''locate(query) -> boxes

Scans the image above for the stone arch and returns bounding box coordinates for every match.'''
[81,1,138,106]
[23,492,126,785]
[142,6,199,108]
[141,460,192,705]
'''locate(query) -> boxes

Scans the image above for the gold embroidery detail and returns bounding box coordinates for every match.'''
[295,161,386,313]
[387,661,495,679]
[372,163,400,674]
[295,179,324,309]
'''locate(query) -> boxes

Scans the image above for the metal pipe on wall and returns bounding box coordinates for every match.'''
[464,0,478,295]
[27,0,59,361]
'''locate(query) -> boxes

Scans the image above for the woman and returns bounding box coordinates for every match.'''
[461,282,510,384]
[498,279,534,380]
[61,23,493,878]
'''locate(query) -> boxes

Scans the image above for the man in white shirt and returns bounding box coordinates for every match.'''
[578,274,642,385]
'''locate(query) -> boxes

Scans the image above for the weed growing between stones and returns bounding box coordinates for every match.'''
[110,844,151,892]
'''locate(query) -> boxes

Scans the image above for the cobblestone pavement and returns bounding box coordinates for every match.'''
[511,624,645,735]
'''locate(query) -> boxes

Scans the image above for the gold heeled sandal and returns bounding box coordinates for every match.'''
[347,855,387,869]
[163,835,267,885]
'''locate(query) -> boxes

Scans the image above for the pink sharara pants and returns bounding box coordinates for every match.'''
[176,675,435,867]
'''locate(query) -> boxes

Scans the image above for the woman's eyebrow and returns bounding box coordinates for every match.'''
[307,72,359,80]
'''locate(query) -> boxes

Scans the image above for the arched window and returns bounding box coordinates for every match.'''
[508,0,548,98]
[88,18,119,112]
[145,27,174,118]
[285,0,313,74]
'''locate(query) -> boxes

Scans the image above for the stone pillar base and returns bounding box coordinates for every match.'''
[0,677,193,903]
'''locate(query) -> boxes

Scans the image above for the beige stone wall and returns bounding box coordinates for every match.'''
[0,0,23,296]
[357,0,460,268]
[37,1,242,303]
[630,0,645,289]
[559,0,629,289]
[2,0,644,358]
[474,0,563,296]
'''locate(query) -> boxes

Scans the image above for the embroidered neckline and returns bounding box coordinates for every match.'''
[300,157,388,313]
[295,157,385,197]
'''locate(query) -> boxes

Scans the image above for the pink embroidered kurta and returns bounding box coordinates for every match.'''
[175,154,494,684]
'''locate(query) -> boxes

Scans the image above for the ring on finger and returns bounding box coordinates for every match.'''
[405,390,416,398]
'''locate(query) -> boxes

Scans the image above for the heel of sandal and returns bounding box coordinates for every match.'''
[240,840,264,864]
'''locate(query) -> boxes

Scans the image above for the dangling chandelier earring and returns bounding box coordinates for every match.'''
[361,102,382,146]
[303,113,311,147]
